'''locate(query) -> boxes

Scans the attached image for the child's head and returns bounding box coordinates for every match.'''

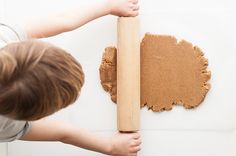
[0,40,84,121]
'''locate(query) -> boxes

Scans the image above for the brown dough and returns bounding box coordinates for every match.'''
[99,33,211,112]
[99,47,117,103]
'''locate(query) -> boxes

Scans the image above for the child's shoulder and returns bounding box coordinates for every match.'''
[0,115,30,142]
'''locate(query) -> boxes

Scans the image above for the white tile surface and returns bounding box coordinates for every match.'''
[2,0,236,155]
[0,0,6,20]
[0,143,7,156]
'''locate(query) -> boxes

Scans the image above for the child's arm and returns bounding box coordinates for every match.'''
[23,0,139,38]
[20,120,141,156]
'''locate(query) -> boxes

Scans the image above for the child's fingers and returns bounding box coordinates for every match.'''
[135,138,142,146]
[130,140,142,148]
[130,0,139,5]
[129,0,138,4]
[129,3,139,17]
[131,132,141,139]
[130,11,139,16]
[132,4,139,11]
[131,146,141,153]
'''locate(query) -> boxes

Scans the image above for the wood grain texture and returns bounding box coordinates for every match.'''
[117,17,140,131]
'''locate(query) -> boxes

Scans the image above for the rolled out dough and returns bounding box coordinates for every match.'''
[99,33,211,112]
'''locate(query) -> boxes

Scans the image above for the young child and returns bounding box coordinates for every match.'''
[0,0,141,156]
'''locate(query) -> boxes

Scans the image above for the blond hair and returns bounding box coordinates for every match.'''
[0,40,84,121]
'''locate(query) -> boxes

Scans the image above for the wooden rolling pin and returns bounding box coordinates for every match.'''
[117,17,140,132]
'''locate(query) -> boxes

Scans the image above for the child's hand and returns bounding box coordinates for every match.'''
[110,132,141,156]
[107,0,139,17]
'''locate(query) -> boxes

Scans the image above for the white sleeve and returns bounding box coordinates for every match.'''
[0,116,31,142]
[0,22,27,43]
